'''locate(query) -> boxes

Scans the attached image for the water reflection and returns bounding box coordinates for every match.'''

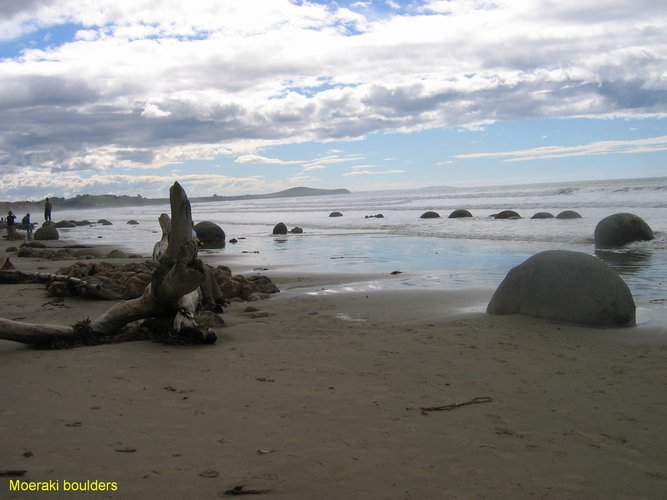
[595,248,652,275]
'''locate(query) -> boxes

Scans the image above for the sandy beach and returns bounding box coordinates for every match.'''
[1,236,666,499]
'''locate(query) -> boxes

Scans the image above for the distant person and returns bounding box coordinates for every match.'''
[22,213,33,241]
[6,211,16,240]
[44,197,52,222]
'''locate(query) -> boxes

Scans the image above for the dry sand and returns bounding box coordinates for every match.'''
[1,237,666,499]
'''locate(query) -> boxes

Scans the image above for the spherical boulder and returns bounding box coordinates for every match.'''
[55,220,77,228]
[487,250,635,326]
[531,212,554,219]
[329,211,343,218]
[290,226,304,234]
[272,222,288,235]
[556,210,582,219]
[493,210,521,219]
[34,224,59,241]
[420,211,440,219]
[194,221,226,248]
[127,220,140,225]
[449,209,472,218]
[594,213,654,248]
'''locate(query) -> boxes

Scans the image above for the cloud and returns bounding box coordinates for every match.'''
[454,135,667,162]
[343,169,404,176]
[0,0,666,196]
[234,154,302,165]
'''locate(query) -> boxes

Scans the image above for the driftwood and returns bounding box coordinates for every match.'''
[0,182,217,348]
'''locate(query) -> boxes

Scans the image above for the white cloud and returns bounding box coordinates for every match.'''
[455,135,667,162]
[235,154,302,165]
[343,169,404,176]
[1,0,666,197]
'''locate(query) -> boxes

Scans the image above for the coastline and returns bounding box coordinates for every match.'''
[1,236,667,498]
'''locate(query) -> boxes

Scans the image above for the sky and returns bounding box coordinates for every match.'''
[0,0,666,200]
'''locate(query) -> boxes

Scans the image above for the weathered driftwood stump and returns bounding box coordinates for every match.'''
[0,182,217,348]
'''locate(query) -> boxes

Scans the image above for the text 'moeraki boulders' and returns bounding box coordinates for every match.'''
[487,250,635,326]
[594,213,654,248]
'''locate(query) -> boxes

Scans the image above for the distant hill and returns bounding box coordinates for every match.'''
[191,186,351,203]
[0,186,351,213]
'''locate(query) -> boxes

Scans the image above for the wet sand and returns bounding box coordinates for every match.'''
[1,237,666,499]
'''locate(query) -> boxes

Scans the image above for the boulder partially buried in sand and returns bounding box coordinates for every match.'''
[34,223,59,240]
[594,213,654,248]
[194,221,226,248]
[487,250,635,327]
[420,211,440,219]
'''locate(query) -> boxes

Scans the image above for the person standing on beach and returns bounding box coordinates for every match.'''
[22,213,33,241]
[6,211,16,240]
[44,198,52,222]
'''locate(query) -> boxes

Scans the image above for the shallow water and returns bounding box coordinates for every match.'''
[52,177,667,325]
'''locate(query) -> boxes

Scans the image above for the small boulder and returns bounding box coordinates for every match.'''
[594,213,654,248]
[97,219,113,226]
[556,210,582,219]
[493,210,521,219]
[75,220,91,226]
[55,220,77,228]
[127,220,140,225]
[487,250,635,326]
[420,211,440,219]
[531,212,554,219]
[34,224,59,240]
[329,211,343,218]
[272,222,288,235]
[449,209,472,218]
[194,221,226,248]
[229,238,238,244]
[290,227,304,234]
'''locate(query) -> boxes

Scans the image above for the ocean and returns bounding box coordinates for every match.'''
[53,176,666,325]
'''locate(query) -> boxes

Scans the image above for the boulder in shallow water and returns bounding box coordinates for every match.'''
[329,211,343,218]
[97,219,113,226]
[531,212,554,219]
[449,209,472,218]
[493,210,521,219]
[194,221,226,248]
[556,210,582,219]
[487,250,635,326]
[127,220,139,225]
[34,224,59,240]
[290,226,304,234]
[55,220,77,228]
[420,211,440,219]
[272,222,288,235]
[594,213,654,248]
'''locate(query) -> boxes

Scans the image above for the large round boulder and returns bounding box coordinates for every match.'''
[34,223,59,241]
[594,213,654,248]
[194,221,226,248]
[487,250,635,326]
[449,209,472,218]
[420,211,440,219]
[272,222,288,235]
